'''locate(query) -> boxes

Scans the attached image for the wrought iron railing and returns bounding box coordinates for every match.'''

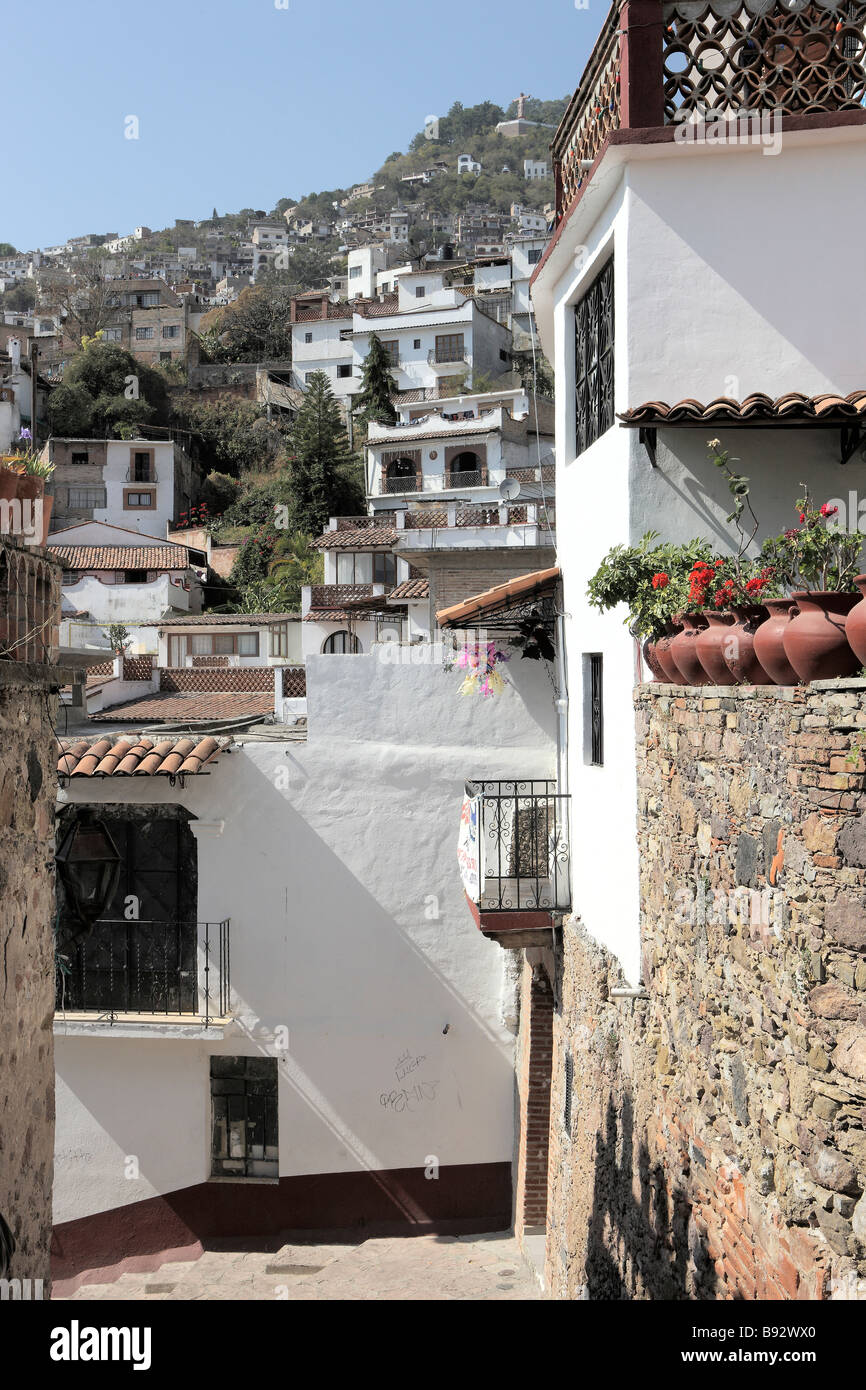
[55,918,231,1026]
[466,779,571,913]
[382,474,420,494]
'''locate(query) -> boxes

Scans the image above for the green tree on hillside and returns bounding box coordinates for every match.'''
[353,335,398,429]
[290,371,363,534]
[47,339,169,437]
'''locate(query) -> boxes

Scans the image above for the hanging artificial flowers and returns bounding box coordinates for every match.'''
[456,641,511,698]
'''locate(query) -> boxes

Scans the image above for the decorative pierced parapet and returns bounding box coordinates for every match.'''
[0,539,60,664]
[553,3,623,216]
[662,1,866,121]
[281,666,306,698]
[551,1,866,221]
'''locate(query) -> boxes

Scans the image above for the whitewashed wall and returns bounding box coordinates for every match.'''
[54,653,558,1224]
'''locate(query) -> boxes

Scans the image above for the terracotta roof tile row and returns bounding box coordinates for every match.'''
[388,578,430,600]
[142,612,300,627]
[57,733,231,777]
[311,527,398,550]
[87,692,275,723]
[437,566,561,627]
[619,391,866,426]
[50,545,190,570]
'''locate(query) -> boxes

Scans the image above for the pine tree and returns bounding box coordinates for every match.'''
[353,334,398,429]
[290,371,363,534]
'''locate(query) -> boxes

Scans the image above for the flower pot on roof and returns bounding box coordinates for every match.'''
[765,491,865,683]
[655,620,687,684]
[642,637,666,682]
[844,576,866,667]
[0,459,18,502]
[586,536,716,686]
[753,598,800,685]
[695,610,738,685]
[670,610,711,685]
[784,591,860,682]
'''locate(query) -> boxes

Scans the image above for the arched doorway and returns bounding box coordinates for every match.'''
[322,630,361,654]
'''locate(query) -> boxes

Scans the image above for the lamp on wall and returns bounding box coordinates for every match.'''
[56,814,122,937]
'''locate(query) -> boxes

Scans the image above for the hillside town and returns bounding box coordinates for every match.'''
[2,0,866,1351]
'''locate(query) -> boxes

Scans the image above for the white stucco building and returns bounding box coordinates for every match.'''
[51,650,558,1288]
[529,3,866,986]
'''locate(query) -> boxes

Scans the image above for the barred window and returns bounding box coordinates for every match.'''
[210,1057,278,1179]
[574,258,614,456]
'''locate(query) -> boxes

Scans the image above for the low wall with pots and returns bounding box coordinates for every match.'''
[542,680,866,1299]
[649,590,866,690]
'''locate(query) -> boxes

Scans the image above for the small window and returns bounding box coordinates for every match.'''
[68,487,106,509]
[575,258,614,457]
[126,491,154,508]
[270,622,289,658]
[527,248,542,265]
[135,326,154,339]
[213,633,235,655]
[304,332,313,344]
[499,349,509,362]
[434,333,464,363]
[237,632,259,656]
[373,551,397,586]
[210,1056,278,1179]
[70,451,89,466]
[323,630,361,654]
[159,351,172,363]
[125,569,147,584]
[162,324,180,338]
[349,265,363,279]
[586,653,604,766]
[337,364,353,378]
[415,286,426,298]
[379,339,399,363]
[413,338,421,350]
[339,328,353,341]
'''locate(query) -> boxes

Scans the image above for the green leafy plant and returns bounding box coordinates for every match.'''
[760,488,866,592]
[102,623,131,654]
[587,533,714,639]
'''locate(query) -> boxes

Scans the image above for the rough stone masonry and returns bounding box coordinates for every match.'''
[0,664,60,1289]
[541,680,866,1300]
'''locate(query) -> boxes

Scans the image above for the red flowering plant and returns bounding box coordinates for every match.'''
[759,487,866,593]
[588,533,715,639]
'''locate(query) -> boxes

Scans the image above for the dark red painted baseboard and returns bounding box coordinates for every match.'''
[52,1161,512,1292]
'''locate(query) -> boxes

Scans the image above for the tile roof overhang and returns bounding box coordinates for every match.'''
[51,545,191,571]
[142,612,300,627]
[57,734,231,778]
[387,578,430,601]
[437,566,561,628]
[618,392,866,428]
[311,528,398,550]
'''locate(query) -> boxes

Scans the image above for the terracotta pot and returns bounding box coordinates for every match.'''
[723,605,771,684]
[642,638,666,682]
[15,474,43,502]
[753,598,801,685]
[655,621,686,684]
[0,468,18,501]
[694,611,737,685]
[844,576,866,667]
[670,611,710,686]
[783,591,860,683]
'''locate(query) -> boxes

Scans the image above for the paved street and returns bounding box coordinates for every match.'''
[57,1232,541,1301]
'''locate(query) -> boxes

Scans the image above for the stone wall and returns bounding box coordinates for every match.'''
[542,681,866,1300]
[0,663,60,1288]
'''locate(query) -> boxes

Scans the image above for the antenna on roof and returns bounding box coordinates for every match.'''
[499,477,520,501]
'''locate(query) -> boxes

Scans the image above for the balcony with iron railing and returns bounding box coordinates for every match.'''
[55,918,231,1028]
[459,779,571,944]
[125,467,159,483]
[552,1,866,223]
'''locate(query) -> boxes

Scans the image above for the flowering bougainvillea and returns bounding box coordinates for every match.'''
[455,642,511,698]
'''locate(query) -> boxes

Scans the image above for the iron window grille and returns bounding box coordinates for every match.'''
[564,1052,573,1135]
[588,653,604,766]
[466,779,571,913]
[210,1057,278,1179]
[574,258,614,456]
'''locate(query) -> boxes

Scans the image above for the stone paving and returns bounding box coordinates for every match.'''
[56,1231,542,1301]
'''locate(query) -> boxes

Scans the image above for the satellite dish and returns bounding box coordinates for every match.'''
[499,477,521,501]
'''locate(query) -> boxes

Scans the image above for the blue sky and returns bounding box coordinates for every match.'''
[5,0,597,252]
